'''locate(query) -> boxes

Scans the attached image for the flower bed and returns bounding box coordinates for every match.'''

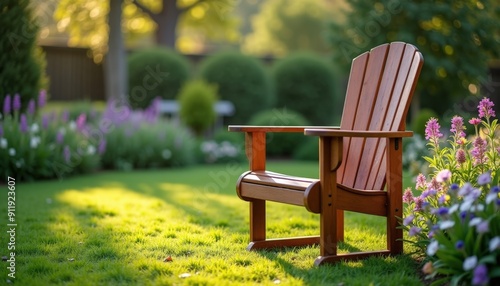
[402,97,499,285]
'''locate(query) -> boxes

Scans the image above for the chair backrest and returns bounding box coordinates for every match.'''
[338,42,424,190]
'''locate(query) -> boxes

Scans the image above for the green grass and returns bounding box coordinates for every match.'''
[0,161,423,285]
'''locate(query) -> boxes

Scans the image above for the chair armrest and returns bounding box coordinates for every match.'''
[304,129,413,138]
[228,126,339,133]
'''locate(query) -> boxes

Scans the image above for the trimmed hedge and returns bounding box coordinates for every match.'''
[127,47,189,109]
[272,53,338,125]
[199,51,274,125]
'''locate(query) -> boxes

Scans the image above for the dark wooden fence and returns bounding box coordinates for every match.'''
[42,46,500,108]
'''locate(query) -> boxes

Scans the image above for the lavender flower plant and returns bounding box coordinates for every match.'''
[401,97,499,285]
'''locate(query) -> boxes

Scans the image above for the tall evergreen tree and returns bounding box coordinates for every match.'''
[0,0,47,112]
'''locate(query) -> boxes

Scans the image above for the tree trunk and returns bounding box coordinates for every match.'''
[155,0,181,48]
[105,0,128,104]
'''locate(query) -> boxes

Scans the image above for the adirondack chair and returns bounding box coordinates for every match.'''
[228,42,424,266]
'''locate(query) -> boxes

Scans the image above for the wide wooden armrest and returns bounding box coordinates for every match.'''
[304,129,413,138]
[228,125,339,133]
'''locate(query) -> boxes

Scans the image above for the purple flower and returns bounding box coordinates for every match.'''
[41,114,49,129]
[56,131,64,144]
[61,110,69,123]
[415,173,426,189]
[492,186,499,193]
[403,215,414,226]
[477,171,492,185]
[469,117,481,125]
[450,116,466,138]
[403,188,414,203]
[455,240,464,250]
[27,99,36,115]
[19,114,28,133]
[478,97,496,119]
[38,90,47,108]
[98,139,106,155]
[3,94,11,115]
[414,196,424,212]
[450,184,459,192]
[436,207,448,216]
[471,137,487,166]
[456,149,466,164]
[476,221,489,234]
[436,169,452,183]
[425,118,443,142]
[13,94,21,111]
[409,226,421,236]
[64,145,71,163]
[76,114,87,131]
[472,264,489,285]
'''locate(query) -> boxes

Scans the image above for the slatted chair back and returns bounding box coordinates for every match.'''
[338,42,423,191]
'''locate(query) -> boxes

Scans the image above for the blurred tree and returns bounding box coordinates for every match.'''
[242,0,347,56]
[54,0,240,59]
[329,0,500,116]
[0,0,48,110]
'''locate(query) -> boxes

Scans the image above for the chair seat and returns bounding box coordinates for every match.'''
[237,171,321,213]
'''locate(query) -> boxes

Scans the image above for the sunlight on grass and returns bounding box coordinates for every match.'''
[0,163,423,285]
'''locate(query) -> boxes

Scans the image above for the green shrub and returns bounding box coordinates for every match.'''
[178,80,217,136]
[248,108,309,157]
[0,0,48,112]
[198,51,274,125]
[272,53,338,125]
[411,108,438,136]
[100,99,195,170]
[293,136,318,161]
[127,47,189,109]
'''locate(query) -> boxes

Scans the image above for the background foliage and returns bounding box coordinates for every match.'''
[329,0,500,116]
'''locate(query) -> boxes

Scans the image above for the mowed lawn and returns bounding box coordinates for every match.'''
[0,161,423,285]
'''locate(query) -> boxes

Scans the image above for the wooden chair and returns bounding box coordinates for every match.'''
[228,42,423,266]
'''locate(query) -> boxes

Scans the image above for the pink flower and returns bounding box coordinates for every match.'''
[478,97,496,119]
[415,173,427,190]
[425,118,443,141]
[471,137,487,166]
[450,116,466,138]
[414,196,424,211]
[469,118,481,125]
[403,188,414,203]
[456,149,466,164]
[436,169,452,183]
[76,114,87,131]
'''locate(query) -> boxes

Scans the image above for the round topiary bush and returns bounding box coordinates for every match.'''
[249,108,309,157]
[272,53,338,125]
[127,47,189,109]
[198,51,274,125]
[178,80,217,136]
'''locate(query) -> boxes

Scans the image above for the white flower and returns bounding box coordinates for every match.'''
[87,145,96,155]
[69,121,76,131]
[440,220,455,230]
[486,193,498,204]
[8,148,16,156]
[469,217,482,227]
[448,204,459,214]
[31,123,39,133]
[470,204,484,212]
[463,256,477,271]
[460,200,473,212]
[0,138,7,148]
[489,236,500,252]
[58,127,66,135]
[427,240,439,256]
[30,136,41,148]
[458,183,473,196]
